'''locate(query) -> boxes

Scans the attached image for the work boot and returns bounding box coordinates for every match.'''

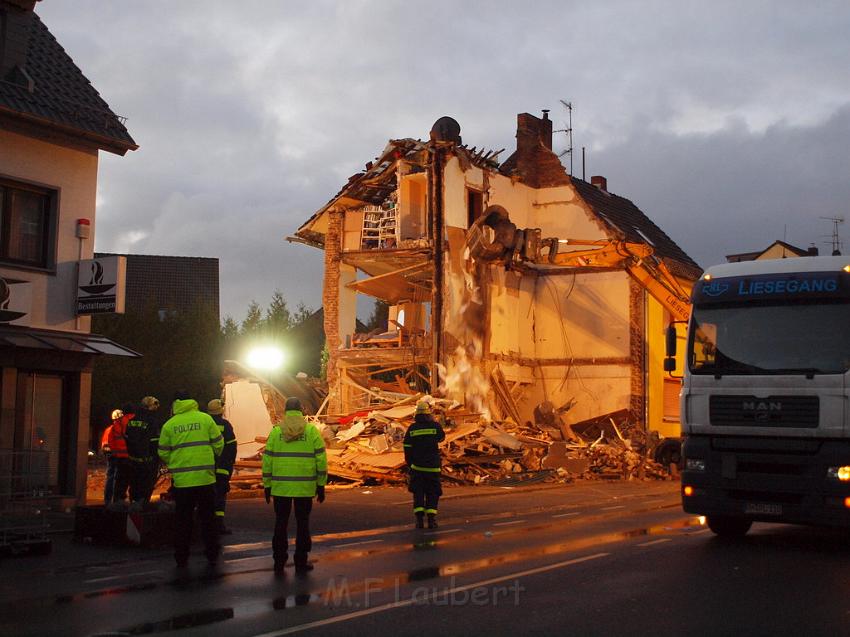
[427,513,438,529]
[295,562,314,575]
[217,518,232,536]
[415,512,425,529]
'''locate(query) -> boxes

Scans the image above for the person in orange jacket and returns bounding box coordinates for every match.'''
[107,403,134,509]
[101,409,121,505]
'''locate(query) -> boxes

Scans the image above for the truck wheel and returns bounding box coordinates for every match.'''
[707,515,752,538]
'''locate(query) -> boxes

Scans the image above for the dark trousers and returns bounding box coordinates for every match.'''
[272,496,313,566]
[103,456,116,505]
[409,471,441,514]
[111,457,131,503]
[214,473,231,519]
[130,459,158,504]
[173,484,219,565]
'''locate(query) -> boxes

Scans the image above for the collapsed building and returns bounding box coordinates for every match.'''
[288,111,702,482]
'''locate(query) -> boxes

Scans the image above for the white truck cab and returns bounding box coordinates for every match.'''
[674,255,850,536]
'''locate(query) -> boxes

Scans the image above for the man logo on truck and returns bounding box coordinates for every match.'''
[742,401,782,412]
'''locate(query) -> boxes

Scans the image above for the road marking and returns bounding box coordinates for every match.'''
[85,570,162,584]
[252,552,610,636]
[428,528,461,535]
[225,555,267,565]
[335,539,385,548]
[493,519,526,527]
[601,505,626,511]
[552,512,580,518]
[636,538,671,547]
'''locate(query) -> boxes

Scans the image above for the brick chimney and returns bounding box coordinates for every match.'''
[591,175,608,192]
[516,111,553,155]
[500,110,570,188]
[807,244,819,256]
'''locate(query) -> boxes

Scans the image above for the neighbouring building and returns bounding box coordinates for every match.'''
[726,240,819,262]
[0,1,138,506]
[88,253,220,447]
[94,253,220,320]
[295,111,701,440]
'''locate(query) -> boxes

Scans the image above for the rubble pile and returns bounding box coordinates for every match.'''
[235,399,671,487]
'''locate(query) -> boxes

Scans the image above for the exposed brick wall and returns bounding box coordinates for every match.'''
[323,209,344,413]
[629,279,646,426]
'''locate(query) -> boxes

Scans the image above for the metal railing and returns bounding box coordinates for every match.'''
[0,450,52,553]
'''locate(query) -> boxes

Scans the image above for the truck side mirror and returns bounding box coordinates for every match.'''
[665,325,677,357]
[664,357,677,372]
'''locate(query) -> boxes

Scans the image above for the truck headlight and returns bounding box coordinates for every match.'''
[826,466,850,481]
[686,458,705,472]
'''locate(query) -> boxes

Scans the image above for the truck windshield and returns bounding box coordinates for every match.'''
[689,301,850,375]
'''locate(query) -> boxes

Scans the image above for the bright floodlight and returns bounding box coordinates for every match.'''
[246,346,284,370]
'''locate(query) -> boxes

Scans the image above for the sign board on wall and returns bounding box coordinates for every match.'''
[0,278,32,326]
[76,256,126,315]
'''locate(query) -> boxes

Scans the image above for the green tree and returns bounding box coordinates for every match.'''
[221,315,239,339]
[241,301,263,335]
[292,301,312,327]
[366,300,389,331]
[265,290,292,334]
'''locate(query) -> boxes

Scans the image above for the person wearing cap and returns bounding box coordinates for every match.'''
[206,398,237,535]
[107,403,134,510]
[158,390,224,568]
[403,401,446,529]
[262,396,327,575]
[101,409,122,505]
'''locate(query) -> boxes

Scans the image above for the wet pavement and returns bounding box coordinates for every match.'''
[6,479,848,636]
[0,482,698,635]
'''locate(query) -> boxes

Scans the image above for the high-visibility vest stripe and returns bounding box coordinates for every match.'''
[269,475,318,482]
[410,428,437,436]
[264,450,317,458]
[226,439,237,445]
[411,464,441,473]
[159,440,217,451]
[210,434,223,444]
[216,468,230,476]
[169,464,215,474]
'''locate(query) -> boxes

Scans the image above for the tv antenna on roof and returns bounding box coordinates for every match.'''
[555,100,573,176]
[820,216,844,255]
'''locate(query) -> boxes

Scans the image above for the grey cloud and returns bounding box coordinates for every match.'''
[36,1,850,320]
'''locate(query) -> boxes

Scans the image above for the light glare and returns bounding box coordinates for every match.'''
[246,346,284,370]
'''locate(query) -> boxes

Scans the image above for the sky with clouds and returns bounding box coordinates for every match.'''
[36,0,850,322]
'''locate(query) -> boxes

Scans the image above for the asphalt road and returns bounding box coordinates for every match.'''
[3,481,850,636]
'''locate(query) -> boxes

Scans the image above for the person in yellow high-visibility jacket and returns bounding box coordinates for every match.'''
[158,391,223,568]
[262,397,327,575]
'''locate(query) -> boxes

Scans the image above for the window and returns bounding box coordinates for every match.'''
[0,178,57,269]
[467,189,483,228]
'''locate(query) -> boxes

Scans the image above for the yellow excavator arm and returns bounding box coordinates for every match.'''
[465,206,693,323]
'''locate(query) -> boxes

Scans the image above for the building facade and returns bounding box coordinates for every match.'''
[0,1,138,505]
[296,111,701,439]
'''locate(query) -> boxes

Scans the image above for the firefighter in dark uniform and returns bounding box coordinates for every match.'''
[125,398,161,511]
[207,399,237,535]
[403,401,446,529]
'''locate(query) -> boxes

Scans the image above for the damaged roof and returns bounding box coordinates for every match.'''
[0,4,137,154]
[294,138,502,246]
[570,178,702,278]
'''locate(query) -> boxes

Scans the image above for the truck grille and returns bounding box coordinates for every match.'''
[710,395,819,428]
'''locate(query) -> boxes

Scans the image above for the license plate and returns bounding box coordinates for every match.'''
[744,502,782,516]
